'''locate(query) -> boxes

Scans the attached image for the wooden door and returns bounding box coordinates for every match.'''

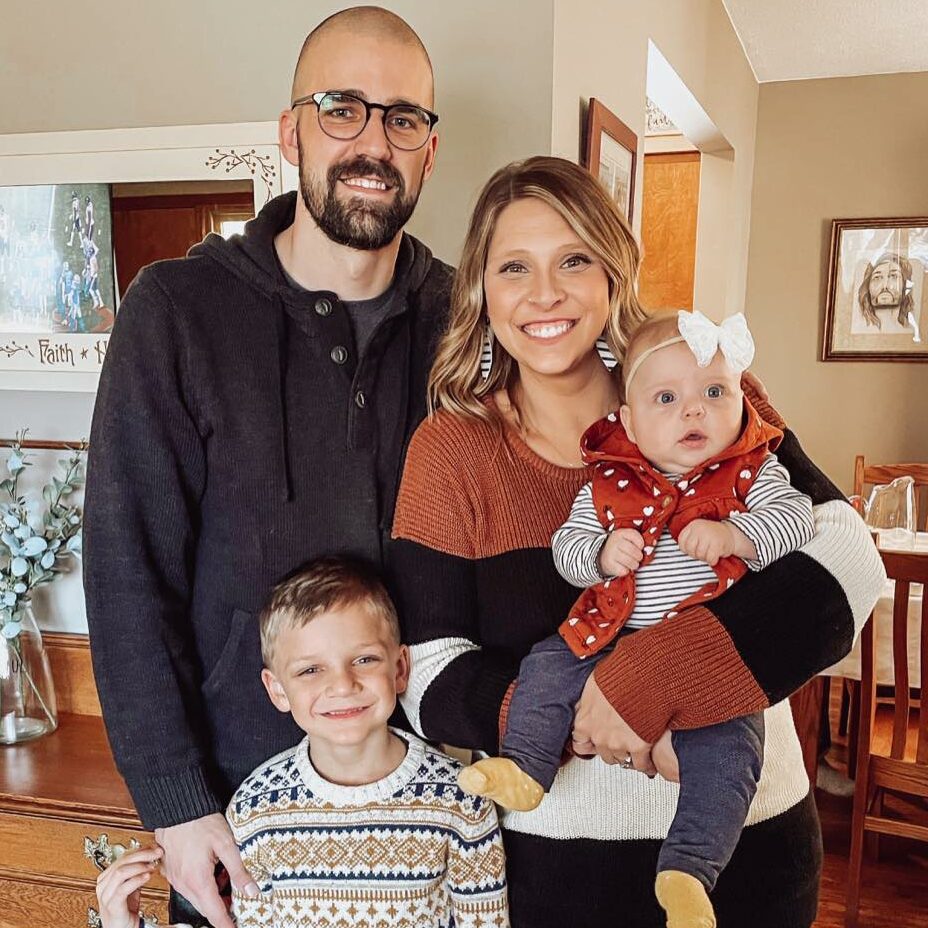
[639,152,700,311]
[111,191,254,298]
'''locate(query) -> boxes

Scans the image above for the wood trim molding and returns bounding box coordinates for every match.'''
[0,797,139,828]
[45,633,100,717]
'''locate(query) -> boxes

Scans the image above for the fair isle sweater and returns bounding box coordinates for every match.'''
[227,730,509,928]
[387,390,885,928]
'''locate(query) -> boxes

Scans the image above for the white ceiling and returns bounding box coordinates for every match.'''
[721,0,928,83]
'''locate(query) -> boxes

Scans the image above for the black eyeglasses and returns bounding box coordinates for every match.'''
[291,91,438,151]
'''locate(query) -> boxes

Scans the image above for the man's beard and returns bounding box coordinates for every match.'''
[298,139,423,251]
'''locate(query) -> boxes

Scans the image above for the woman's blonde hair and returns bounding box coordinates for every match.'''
[428,155,647,420]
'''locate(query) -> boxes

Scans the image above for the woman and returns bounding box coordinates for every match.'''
[389,156,882,927]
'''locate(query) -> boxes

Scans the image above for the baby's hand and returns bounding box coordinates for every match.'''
[677,519,737,566]
[95,846,163,928]
[598,528,645,577]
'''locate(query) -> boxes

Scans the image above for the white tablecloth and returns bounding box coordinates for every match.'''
[823,532,926,686]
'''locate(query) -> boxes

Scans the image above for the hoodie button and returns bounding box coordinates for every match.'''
[330,346,348,365]
[315,298,332,317]
[355,391,366,408]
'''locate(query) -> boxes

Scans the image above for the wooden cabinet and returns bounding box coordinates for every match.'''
[0,635,168,928]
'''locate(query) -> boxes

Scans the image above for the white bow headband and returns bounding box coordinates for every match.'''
[624,310,756,391]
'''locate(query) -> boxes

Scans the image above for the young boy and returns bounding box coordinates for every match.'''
[96,556,509,928]
[458,311,815,928]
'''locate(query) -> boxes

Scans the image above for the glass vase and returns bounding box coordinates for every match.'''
[0,603,58,744]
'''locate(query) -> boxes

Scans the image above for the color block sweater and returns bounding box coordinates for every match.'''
[227,730,509,928]
[387,389,885,928]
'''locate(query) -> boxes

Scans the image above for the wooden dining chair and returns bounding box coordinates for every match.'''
[844,548,928,927]
[836,457,928,776]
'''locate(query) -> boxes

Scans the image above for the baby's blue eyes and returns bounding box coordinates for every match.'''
[655,385,724,405]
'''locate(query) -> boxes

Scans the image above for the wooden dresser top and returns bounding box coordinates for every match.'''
[0,713,140,827]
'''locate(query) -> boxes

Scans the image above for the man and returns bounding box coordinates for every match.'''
[857,250,915,329]
[81,233,103,310]
[83,8,448,927]
[67,191,82,246]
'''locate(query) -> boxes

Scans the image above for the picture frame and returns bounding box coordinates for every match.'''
[823,217,928,362]
[0,183,116,347]
[583,98,638,223]
[0,122,290,391]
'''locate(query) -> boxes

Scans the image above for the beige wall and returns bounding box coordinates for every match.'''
[746,72,928,492]
[550,0,759,315]
[0,0,555,265]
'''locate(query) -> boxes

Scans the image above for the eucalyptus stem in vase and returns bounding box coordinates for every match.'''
[0,432,85,743]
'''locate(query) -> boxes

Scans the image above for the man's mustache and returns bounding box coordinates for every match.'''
[329,157,404,190]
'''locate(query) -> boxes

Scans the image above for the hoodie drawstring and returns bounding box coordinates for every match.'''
[273,293,293,502]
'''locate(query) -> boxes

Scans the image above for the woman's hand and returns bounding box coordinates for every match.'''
[95,846,163,928]
[651,729,680,782]
[572,673,656,775]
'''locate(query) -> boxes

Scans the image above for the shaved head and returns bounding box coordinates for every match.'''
[291,6,433,106]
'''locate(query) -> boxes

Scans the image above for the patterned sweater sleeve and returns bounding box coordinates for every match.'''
[593,388,886,742]
[388,416,522,755]
[446,797,510,927]
[726,452,816,570]
[228,802,275,928]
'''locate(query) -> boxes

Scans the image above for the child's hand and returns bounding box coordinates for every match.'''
[95,846,163,928]
[677,519,737,566]
[598,528,645,577]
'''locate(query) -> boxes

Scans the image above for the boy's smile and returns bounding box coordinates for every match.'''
[261,603,410,784]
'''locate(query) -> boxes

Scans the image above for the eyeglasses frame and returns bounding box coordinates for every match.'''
[290,91,439,151]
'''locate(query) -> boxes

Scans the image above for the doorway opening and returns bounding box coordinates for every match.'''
[642,40,735,316]
[111,180,254,299]
[639,101,700,311]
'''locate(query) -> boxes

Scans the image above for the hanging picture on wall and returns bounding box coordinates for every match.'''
[0,183,116,378]
[583,98,638,222]
[823,217,928,361]
[0,121,283,391]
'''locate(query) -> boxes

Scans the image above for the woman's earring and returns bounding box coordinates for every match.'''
[595,334,619,371]
[480,322,495,380]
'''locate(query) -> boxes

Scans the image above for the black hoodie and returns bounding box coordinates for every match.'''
[84,192,453,827]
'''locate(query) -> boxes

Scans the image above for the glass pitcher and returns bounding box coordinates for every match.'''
[851,475,916,550]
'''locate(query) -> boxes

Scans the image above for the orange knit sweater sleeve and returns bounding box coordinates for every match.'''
[392,411,478,558]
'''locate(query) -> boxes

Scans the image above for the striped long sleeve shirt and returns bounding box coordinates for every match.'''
[551,454,816,629]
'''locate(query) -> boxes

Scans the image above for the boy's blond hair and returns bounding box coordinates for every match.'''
[259,556,400,667]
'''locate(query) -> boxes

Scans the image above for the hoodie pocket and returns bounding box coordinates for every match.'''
[202,608,256,695]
